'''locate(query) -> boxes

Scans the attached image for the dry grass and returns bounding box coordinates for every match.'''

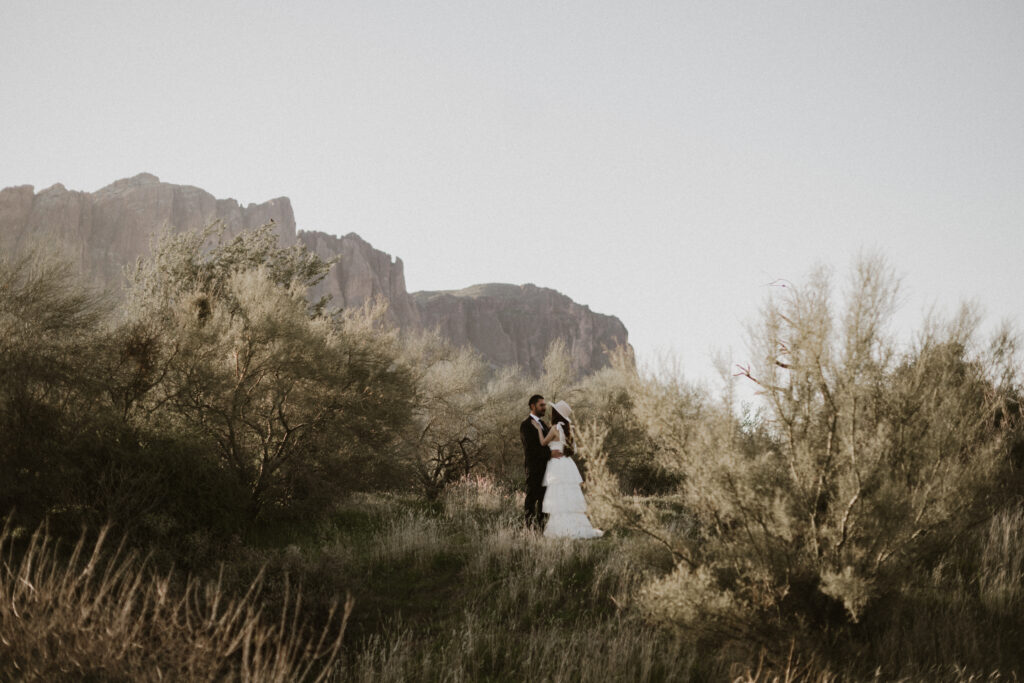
[7,474,1022,682]
[0,517,352,681]
[338,615,693,683]
[313,477,692,682]
[428,477,1024,682]
[370,510,448,569]
[979,507,1024,616]
[440,474,508,519]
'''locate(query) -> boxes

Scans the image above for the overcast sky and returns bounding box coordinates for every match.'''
[3,1,1022,385]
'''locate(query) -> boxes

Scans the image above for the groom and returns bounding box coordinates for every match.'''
[520,394,551,530]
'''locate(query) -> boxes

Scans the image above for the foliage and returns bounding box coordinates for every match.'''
[397,332,495,497]
[118,223,417,520]
[0,247,115,524]
[574,346,690,494]
[396,330,545,497]
[6,227,1024,679]
[583,252,1024,668]
[123,219,337,319]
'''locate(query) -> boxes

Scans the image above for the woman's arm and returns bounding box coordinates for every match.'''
[535,421,559,446]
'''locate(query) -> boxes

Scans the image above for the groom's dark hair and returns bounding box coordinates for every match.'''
[528,394,544,408]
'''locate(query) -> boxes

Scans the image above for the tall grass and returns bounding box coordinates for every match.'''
[295,477,695,682]
[6,472,1023,681]
[979,506,1024,616]
[0,517,351,681]
[339,616,694,683]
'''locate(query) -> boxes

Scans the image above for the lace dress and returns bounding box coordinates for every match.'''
[542,423,604,539]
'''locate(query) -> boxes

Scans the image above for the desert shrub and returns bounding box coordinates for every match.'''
[536,337,576,400]
[395,332,655,499]
[81,428,252,570]
[476,363,539,486]
[120,223,418,520]
[397,331,495,497]
[397,329,541,497]
[977,506,1024,616]
[122,219,337,319]
[0,245,256,563]
[0,518,350,682]
[0,247,115,526]
[583,253,1024,667]
[574,346,690,494]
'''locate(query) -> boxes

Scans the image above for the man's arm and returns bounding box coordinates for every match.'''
[520,420,535,466]
[521,419,546,464]
[520,421,536,448]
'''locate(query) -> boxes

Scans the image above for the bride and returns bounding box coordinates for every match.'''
[533,400,604,539]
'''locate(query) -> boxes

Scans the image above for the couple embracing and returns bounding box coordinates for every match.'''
[519,394,604,539]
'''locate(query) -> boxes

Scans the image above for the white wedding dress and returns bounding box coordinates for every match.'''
[542,423,604,539]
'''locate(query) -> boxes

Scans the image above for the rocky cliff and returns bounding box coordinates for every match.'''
[0,173,296,290]
[296,230,421,329]
[0,174,630,374]
[414,284,630,376]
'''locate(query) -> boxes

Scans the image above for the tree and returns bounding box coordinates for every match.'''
[119,222,416,519]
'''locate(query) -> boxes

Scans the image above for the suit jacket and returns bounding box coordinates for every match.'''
[520,416,551,473]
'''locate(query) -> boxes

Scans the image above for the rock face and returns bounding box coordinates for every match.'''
[0,173,295,290]
[414,284,630,376]
[0,174,631,374]
[296,230,420,329]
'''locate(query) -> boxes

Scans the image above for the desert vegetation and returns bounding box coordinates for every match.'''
[2,224,1022,681]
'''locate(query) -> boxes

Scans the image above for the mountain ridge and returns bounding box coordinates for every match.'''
[0,173,630,375]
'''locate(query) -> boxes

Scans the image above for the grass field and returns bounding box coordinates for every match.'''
[6,475,1024,681]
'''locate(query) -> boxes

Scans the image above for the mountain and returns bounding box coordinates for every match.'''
[296,229,422,329]
[414,284,629,376]
[0,173,296,290]
[0,173,630,374]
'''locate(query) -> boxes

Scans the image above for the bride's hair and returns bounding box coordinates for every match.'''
[549,407,573,449]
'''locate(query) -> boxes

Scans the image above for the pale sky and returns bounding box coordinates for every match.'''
[3,1,1023,386]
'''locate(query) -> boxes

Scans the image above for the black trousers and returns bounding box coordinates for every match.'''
[524,467,547,528]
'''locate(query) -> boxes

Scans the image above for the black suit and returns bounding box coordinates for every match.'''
[521,415,551,528]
